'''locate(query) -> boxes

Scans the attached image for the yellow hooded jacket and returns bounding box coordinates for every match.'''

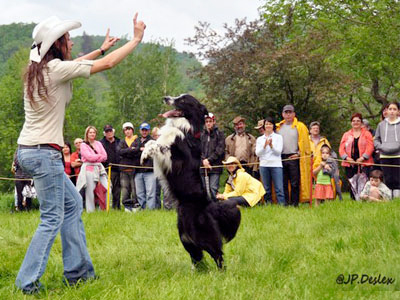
[276,117,312,203]
[223,159,265,207]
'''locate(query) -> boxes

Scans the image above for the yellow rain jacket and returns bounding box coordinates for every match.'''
[223,167,265,207]
[310,136,331,168]
[276,117,312,203]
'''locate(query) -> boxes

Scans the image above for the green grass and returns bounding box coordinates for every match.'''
[0,195,400,299]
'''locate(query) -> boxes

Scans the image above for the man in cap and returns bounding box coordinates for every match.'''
[225,116,257,176]
[276,105,311,206]
[117,122,139,212]
[201,113,225,200]
[132,122,157,209]
[100,124,121,209]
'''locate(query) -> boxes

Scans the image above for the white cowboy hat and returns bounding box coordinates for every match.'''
[30,16,81,63]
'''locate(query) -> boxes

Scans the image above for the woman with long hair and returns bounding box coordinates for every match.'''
[15,14,145,293]
[62,141,76,184]
[76,126,108,212]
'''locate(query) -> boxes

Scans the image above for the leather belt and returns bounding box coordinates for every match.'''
[18,144,61,151]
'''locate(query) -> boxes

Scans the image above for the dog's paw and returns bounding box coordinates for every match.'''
[141,140,158,164]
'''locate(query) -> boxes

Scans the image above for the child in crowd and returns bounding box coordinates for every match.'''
[313,144,335,206]
[360,170,392,202]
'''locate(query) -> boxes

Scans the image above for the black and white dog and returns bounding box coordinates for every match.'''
[141,94,241,269]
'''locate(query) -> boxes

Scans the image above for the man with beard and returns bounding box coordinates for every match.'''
[225,116,256,176]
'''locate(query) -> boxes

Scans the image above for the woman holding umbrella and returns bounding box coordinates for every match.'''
[339,113,374,199]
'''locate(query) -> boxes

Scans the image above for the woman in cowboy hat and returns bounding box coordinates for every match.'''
[216,156,265,207]
[15,14,145,294]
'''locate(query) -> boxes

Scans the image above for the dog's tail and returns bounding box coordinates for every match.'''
[212,201,241,243]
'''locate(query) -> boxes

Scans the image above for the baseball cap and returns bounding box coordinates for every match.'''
[309,121,320,129]
[282,104,295,113]
[140,122,151,130]
[205,112,215,120]
[122,122,134,130]
[103,124,113,132]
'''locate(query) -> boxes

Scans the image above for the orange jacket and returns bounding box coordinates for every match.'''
[339,128,374,167]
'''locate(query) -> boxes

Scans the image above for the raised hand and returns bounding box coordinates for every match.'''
[100,28,120,52]
[133,12,146,42]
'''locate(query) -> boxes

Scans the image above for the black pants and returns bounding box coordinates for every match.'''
[110,170,122,209]
[380,158,400,190]
[282,154,300,206]
[15,180,32,211]
[225,196,249,207]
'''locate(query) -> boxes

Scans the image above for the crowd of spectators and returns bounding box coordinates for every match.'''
[13,102,400,212]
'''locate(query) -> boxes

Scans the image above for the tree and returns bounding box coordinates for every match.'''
[106,42,183,128]
[187,18,347,145]
[261,0,400,121]
[0,48,29,191]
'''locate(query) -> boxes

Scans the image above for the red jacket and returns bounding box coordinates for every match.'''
[339,128,374,167]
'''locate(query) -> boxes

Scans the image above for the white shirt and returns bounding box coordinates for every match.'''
[18,59,93,147]
[255,132,283,167]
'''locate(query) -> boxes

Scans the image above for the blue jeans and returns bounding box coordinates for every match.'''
[201,173,221,201]
[135,172,157,209]
[16,148,95,292]
[260,166,286,205]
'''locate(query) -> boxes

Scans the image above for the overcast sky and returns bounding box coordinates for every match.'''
[0,0,263,52]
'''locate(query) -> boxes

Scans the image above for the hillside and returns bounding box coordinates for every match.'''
[0,22,203,93]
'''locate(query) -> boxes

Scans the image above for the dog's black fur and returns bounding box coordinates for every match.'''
[141,94,241,269]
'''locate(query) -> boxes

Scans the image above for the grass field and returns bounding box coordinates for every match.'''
[0,194,399,299]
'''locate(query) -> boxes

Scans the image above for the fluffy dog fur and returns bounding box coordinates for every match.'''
[141,94,241,269]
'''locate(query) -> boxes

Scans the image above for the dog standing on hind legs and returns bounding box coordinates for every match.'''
[141,94,241,270]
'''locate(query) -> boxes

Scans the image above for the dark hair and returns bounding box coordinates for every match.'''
[25,34,68,103]
[350,112,363,122]
[64,141,72,153]
[388,102,400,110]
[370,169,383,181]
[263,117,276,131]
[320,144,331,154]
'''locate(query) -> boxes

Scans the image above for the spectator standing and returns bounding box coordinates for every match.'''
[12,150,33,211]
[77,126,108,212]
[339,113,374,199]
[62,141,76,185]
[132,122,157,209]
[70,138,83,178]
[309,121,331,166]
[374,102,400,198]
[312,145,335,206]
[201,113,225,201]
[14,13,146,293]
[255,117,285,205]
[118,121,139,212]
[276,105,311,206]
[225,116,257,176]
[100,124,121,209]
[152,127,174,209]
[254,119,265,136]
